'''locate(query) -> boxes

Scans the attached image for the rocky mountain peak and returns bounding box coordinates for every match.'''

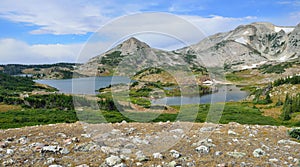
[116,37,150,53]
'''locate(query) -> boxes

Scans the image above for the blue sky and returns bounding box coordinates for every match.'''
[0,0,299,64]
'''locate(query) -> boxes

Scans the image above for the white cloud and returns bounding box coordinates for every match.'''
[0,0,259,36]
[0,13,260,64]
[181,15,258,35]
[0,0,167,35]
[0,38,116,64]
[87,13,258,50]
[277,0,300,6]
[0,0,139,35]
[0,38,81,64]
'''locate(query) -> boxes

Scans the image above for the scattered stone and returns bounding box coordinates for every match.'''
[0,142,8,148]
[226,151,246,158]
[168,161,177,167]
[217,163,228,167]
[60,148,70,155]
[17,136,28,144]
[56,133,67,138]
[72,137,80,143]
[121,120,127,124]
[105,155,122,166]
[215,151,223,156]
[170,129,184,134]
[111,129,122,135]
[6,149,14,155]
[278,140,300,145]
[195,145,210,154]
[269,158,279,162]
[44,157,55,165]
[81,134,91,138]
[74,142,99,152]
[75,164,89,167]
[253,148,266,158]
[6,137,14,142]
[153,152,164,159]
[114,163,127,167]
[228,130,237,135]
[136,162,143,166]
[135,151,148,162]
[120,148,131,154]
[199,126,215,132]
[124,143,135,149]
[30,142,45,152]
[2,159,14,165]
[170,150,181,159]
[48,165,63,167]
[41,146,63,154]
[101,146,120,154]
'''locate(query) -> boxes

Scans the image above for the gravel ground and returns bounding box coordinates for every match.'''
[0,121,299,167]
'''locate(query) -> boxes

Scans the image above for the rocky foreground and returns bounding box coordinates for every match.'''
[0,121,299,167]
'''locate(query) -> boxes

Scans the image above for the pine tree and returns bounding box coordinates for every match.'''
[282,94,292,121]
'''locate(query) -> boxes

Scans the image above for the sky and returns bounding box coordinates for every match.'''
[0,0,299,64]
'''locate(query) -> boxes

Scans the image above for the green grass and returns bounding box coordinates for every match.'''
[0,109,78,129]
[225,73,245,82]
[0,102,291,129]
[76,103,281,126]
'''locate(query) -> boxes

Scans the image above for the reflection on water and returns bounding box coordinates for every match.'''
[35,78,248,105]
[35,76,131,95]
[152,85,248,105]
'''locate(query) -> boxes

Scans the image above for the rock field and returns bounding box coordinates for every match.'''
[0,121,299,167]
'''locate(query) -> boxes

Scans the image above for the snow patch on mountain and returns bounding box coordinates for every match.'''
[241,61,267,70]
[274,26,294,33]
[234,37,248,45]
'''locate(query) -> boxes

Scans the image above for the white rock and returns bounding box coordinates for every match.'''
[170,129,184,134]
[56,133,67,138]
[114,163,127,167]
[195,145,210,154]
[170,150,181,159]
[135,151,148,162]
[253,148,266,158]
[44,157,55,165]
[75,164,89,167]
[228,130,237,135]
[49,165,63,167]
[6,149,14,155]
[153,152,164,159]
[278,140,300,145]
[81,134,91,138]
[215,151,223,156]
[232,138,239,143]
[136,162,143,166]
[105,155,122,166]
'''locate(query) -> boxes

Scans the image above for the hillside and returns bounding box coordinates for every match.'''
[0,63,85,79]
[178,22,300,70]
[0,122,299,166]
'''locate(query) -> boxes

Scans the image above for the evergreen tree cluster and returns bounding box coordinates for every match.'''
[273,75,300,87]
[281,93,300,121]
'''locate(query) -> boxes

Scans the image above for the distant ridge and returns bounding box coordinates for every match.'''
[76,22,300,76]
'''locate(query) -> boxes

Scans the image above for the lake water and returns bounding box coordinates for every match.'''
[35,77,248,104]
[151,85,248,105]
[35,76,131,95]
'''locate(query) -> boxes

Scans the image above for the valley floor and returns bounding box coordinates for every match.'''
[0,121,299,166]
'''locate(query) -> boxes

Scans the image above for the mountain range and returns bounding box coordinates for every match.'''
[76,22,300,76]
